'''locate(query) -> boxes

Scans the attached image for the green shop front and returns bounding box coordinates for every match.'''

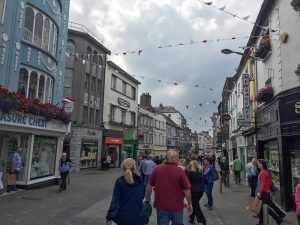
[121,131,137,162]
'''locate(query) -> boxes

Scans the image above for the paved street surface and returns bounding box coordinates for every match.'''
[0,168,297,225]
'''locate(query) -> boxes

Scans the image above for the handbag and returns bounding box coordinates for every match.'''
[248,197,262,214]
[6,173,17,185]
[212,167,219,181]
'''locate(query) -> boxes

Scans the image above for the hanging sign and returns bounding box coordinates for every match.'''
[243,74,251,122]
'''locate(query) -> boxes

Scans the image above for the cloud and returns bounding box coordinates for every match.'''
[69,0,263,133]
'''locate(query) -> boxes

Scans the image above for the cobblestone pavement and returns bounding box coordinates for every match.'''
[0,168,297,225]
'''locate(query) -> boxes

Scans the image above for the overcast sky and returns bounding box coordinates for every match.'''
[69,0,263,133]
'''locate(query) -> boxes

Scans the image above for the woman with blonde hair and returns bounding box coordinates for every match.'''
[106,158,145,225]
[187,160,206,225]
[178,158,186,170]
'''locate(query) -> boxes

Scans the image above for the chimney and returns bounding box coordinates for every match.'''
[140,93,152,107]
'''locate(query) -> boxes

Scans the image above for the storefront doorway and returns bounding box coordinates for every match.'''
[0,132,30,187]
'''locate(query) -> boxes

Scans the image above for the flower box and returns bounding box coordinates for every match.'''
[254,86,274,104]
[255,33,271,59]
[0,84,71,124]
[291,0,300,12]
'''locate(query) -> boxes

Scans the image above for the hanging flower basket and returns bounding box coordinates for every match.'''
[295,64,300,76]
[0,84,71,124]
[255,32,271,59]
[291,0,300,12]
[254,86,274,104]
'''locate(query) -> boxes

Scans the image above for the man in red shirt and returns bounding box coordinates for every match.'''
[145,149,192,225]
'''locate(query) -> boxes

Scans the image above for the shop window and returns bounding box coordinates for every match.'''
[33,13,43,47]
[80,142,97,169]
[264,141,280,189]
[18,68,28,96]
[30,136,57,180]
[0,0,6,23]
[291,151,300,194]
[38,75,45,101]
[42,18,50,50]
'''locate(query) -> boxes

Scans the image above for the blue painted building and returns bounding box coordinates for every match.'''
[0,0,71,188]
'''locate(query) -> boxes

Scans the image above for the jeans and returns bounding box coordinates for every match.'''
[234,171,241,184]
[247,175,258,197]
[144,175,150,187]
[190,192,206,224]
[258,192,285,224]
[59,172,69,190]
[157,209,184,225]
[205,182,214,207]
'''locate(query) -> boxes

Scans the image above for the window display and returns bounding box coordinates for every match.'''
[291,151,300,194]
[80,142,97,169]
[30,136,57,180]
[264,149,280,188]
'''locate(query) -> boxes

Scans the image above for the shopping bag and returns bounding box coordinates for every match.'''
[249,197,262,214]
[6,173,16,185]
[246,197,255,210]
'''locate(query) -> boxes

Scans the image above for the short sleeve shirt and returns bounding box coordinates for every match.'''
[149,161,190,211]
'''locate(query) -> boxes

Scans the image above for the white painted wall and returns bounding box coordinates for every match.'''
[163,112,183,128]
[103,63,139,131]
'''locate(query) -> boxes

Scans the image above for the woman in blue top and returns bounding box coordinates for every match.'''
[106,158,145,225]
[203,157,214,210]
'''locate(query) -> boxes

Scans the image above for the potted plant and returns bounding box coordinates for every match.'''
[291,0,300,12]
[255,32,271,59]
[295,64,300,76]
[254,86,274,104]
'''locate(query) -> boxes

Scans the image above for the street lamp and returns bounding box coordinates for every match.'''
[221,48,245,56]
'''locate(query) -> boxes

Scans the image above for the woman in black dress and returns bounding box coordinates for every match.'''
[187,160,206,225]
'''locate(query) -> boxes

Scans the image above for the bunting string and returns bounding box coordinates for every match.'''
[198,1,269,30]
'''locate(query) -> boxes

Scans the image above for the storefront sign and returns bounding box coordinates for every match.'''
[0,110,69,133]
[279,92,300,123]
[243,74,250,121]
[295,101,300,114]
[104,137,123,144]
[222,114,231,121]
[257,104,278,127]
[117,97,130,108]
[0,111,47,128]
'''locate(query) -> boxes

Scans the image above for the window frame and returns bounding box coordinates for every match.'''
[0,0,6,24]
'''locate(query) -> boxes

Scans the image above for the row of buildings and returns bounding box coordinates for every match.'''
[212,0,300,211]
[0,0,212,190]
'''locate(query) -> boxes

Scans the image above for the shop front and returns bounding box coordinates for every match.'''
[103,130,123,168]
[256,87,300,211]
[0,110,69,188]
[121,131,137,161]
[65,127,102,171]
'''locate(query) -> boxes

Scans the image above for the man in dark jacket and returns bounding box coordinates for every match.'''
[220,157,230,187]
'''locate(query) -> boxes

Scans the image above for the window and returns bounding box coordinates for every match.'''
[33,13,43,47]
[24,7,34,42]
[97,79,102,96]
[83,106,88,124]
[122,81,127,95]
[91,77,96,93]
[111,75,117,90]
[80,142,97,169]
[66,40,75,68]
[42,18,50,50]
[24,6,57,55]
[84,74,90,91]
[92,51,98,63]
[131,86,136,100]
[28,71,38,99]
[0,0,6,23]
[38,75,45,101]
[96,109,100,126]
[121,110,126,124]
[89,108,94,125]
[18,68,28,96]
[86,46,92,60]
[131,112,136,126]
[110,105,115,121]
[30,136,58,180]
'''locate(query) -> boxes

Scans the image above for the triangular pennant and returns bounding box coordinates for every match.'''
[82,60,86,64]
[205,2,213,5]
[219,6,226,10]
[138,50,143,55]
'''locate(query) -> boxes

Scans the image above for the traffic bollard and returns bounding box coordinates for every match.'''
[263,204,269,225]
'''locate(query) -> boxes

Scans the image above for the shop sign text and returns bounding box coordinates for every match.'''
[0,111,47,128]
[117,97,130,108]
[243,74,250,121]
[295,101,300,114]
